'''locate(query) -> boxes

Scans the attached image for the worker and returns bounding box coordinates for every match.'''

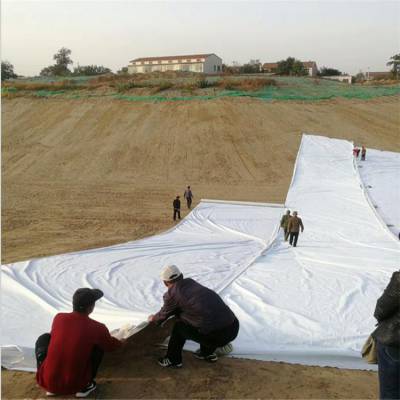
[287,211,304,247]
[35,288,124,398]
[184,186,194,209]
[148,265,239,368]
[361,146,367,161]
[373,270,400,400]
[173,195,181,221]
[280,210,291,241]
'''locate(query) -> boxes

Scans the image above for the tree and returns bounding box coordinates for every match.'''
[292,60,307,76]
[40,47,73,76]
[319,67,342,76]
[387,54,400,78]
[1,61,17,81]
[72,65,111,76]
[117,66,128,74]
[276,57,307,76]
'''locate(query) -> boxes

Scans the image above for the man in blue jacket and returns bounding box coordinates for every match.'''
[148,265,239,368]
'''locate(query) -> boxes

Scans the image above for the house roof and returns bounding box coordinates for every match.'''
[302,61,317,68]
[130,54,218,63]
[262,63,279,69]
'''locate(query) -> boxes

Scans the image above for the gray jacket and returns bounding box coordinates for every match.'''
[153,278,236,334]
[372,270,400,347]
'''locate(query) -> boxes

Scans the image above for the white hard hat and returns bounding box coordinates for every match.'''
[160,265,182,282]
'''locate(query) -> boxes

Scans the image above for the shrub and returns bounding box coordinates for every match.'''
[218,78,276,91]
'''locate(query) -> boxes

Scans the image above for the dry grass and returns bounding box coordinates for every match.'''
[2,74,278,96]
[2,80,87,91]
[218,78,277,91]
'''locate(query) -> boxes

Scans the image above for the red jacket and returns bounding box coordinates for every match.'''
[36,312,121,395]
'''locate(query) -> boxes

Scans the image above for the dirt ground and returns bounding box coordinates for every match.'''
[2,95,399,398]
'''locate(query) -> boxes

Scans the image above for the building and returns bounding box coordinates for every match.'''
[262,60,318,76]
[128,53,222,74]
[366,71,392,81]
[322,75,353,84]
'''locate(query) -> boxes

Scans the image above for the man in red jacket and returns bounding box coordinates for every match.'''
[35,288,124,397]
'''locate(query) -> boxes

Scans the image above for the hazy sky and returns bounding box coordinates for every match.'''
[2,0,399,76]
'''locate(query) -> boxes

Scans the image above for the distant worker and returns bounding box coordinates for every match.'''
[361,146,367,161]
[353,147,360,159]
[148,265,239,368]
[280,210,291,241]
[184,186,194,209]
[173,196,181,221]
[372,269,400,400]
[287,211,304,247]
[35,288,124,398]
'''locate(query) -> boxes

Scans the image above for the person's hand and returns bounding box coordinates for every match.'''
[148,314,155,322]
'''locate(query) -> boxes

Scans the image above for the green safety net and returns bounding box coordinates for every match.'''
[3,76,400,102]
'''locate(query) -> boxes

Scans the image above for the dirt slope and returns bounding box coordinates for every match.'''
[2,95,398,398]
[2,96,399,263]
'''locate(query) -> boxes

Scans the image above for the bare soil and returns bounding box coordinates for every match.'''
[2,95,399,398]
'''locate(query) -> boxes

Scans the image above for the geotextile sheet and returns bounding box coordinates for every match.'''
[1,201,282,371]
[2,135,399,372]
[357,148,400,238]
[223,135,399,369]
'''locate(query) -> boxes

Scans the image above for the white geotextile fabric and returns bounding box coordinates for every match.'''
[2,134,399,372]
[1,201,282,371]
[223,135,399,369]
[357,148,400,238]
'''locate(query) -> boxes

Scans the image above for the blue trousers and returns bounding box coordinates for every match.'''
[377,341,400,400]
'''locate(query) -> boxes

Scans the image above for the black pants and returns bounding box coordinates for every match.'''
[173,209,181,221]
[35,333,104,381]
[377,342,400,400]
[167,318,239,364]
[186,198,192,209]
[289,232,299,247]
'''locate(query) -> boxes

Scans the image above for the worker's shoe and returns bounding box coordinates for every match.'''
[76,381,97,398]
[46,392,56,397]
[157,357,182,368]
[193,349,218,362]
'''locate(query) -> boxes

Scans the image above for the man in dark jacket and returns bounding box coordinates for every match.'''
[184,186,194,209]
[173,196,181,221]
[35,288,124,397]
[148,265,239,368]
[287,211,304,247]
[280,210,291,241]
[373,270,400,400]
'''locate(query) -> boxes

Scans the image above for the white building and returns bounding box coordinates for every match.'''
[128,53,222,74]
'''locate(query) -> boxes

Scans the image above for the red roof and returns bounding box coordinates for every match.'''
[130,54,217,63]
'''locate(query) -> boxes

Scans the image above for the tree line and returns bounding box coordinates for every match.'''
[2,50,400,81]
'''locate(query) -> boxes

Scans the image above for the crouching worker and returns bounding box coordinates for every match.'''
[148,265,239,368]
[36,288,124,398]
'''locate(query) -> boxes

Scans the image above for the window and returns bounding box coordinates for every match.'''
[217,65,221,72]
[214,65,216,71]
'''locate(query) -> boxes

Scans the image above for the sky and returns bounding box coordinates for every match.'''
[1,0,399,76]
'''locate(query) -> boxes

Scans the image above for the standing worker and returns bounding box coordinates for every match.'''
[35,288,124,398]
[148,265,239,368]
[287,211,304,247]
[373,269,400,400]
[173,195,181,221]
[184,186,194,209]
[361,146,367,161]
[280,210,291,241]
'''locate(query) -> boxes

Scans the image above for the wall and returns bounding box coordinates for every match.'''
[203,54,222,74]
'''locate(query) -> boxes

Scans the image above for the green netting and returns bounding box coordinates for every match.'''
[4,76,400,101]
